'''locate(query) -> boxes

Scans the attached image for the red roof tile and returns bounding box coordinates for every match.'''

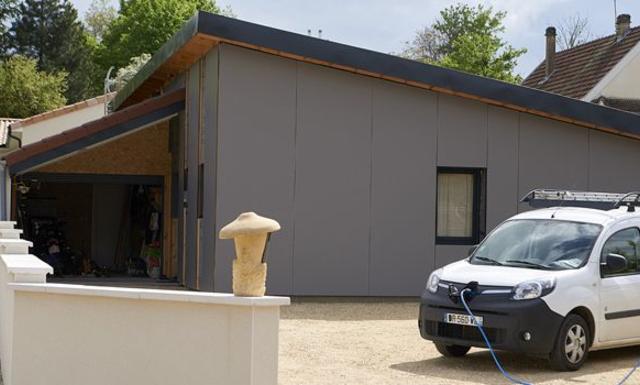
[522,27,640,99]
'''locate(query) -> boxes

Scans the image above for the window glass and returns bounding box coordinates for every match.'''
[471,219,602,270]
[437,173,474,238]
[601,228,640,276]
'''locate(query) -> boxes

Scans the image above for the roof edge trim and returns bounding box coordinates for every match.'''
[114,11,640,141]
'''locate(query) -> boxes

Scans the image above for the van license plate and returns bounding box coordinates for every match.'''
[444,313,483,326]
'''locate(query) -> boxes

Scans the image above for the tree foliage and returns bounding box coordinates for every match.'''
[0,56,67,118]
[96,0,223,72]
[1,0,233,111]
[8,0,99,102]
[113,52,150,91]
[85,0,117,42]
[402,3,526,83]
[0,0,18,57]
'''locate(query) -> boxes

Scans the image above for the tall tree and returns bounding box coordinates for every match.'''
[0,0,17,56]
[557,15,592,50]
[9,0,99,102]
[402,3,526,83]
[96,0,227,72]
[0,56,67,118]
[84,0,117,42]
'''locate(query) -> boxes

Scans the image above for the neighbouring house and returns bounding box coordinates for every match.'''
[523,14,640,111]
[10,94,111,146]
[5,12,640,296]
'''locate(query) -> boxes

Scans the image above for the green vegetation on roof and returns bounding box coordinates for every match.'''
[112,12,200,110]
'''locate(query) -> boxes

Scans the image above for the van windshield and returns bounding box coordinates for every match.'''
[470,219,602,270]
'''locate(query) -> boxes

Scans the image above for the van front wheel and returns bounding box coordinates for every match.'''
[549,314,589,371]
[434,342,471,357]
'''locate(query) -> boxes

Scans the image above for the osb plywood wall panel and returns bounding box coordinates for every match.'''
[37,122,171,176]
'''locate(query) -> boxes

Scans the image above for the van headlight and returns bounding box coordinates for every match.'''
[426,269,443,293]
[512,278,556,300]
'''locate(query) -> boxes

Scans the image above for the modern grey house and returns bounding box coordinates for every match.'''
[6,12,640,296]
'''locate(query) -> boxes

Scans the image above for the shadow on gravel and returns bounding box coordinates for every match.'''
[390,345,640,384]
[281,297,420,321]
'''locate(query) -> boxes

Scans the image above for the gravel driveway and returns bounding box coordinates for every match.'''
[279,298,640,385]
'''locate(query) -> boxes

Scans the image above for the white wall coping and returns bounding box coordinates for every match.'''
[9,283,291,307]
[0,240,32,246]
[1,254,53,275]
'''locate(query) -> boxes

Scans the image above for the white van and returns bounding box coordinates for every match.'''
[419,190,640,371]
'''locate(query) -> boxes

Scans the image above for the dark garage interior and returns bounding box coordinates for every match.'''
[15,175,165,280]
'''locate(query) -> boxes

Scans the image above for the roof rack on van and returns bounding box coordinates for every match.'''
[521,189,640,211]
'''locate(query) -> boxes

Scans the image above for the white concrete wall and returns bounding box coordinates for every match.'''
[0,234,51,385]
[9,285,287,385]
[0,228,289,385]
[20,103,106,145]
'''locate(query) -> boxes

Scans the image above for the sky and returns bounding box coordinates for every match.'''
[70,0,640,77]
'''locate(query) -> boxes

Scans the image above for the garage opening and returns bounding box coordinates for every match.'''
[4,91,184,288]
[15,174,170,285]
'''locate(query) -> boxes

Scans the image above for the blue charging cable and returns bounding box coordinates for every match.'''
[459,288,640,385]
[617,359,640,385]
[459,289,533,385]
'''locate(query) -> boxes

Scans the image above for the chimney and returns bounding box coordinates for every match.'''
[616,14,631,41]
[545,26,556,77]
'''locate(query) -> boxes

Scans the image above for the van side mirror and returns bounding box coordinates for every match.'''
[602,253,628,274]
[468,245,478,256]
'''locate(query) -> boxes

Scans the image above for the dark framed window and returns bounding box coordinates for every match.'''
[436,167,486,245]
[601,227,640,277]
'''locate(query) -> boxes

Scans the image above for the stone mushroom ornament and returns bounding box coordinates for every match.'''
[219,212,281,297]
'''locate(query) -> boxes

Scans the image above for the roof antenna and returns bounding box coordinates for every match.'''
[318,29,323,39]
[614,0,618,22]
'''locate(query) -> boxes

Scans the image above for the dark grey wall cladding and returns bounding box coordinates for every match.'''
[369,81,437,296]
[185,60,200,289]
[199,48,219,292]
[588,130,640,192]
[214,44,297,294]
[293,63,372,296]
[207,43,640,296]
[435,245,469,269]
[517,114,589,212]
[437,95,488,167]
[486,107,519,230]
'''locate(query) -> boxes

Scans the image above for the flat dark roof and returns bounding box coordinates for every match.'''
[114,11,640,141]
